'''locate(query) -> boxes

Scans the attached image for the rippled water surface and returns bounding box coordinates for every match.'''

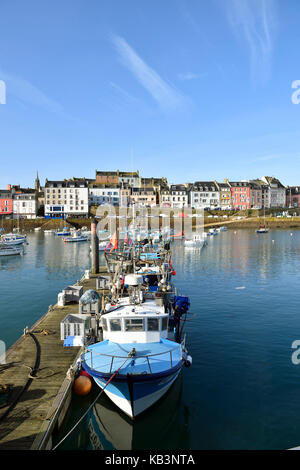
[2,229,300,449]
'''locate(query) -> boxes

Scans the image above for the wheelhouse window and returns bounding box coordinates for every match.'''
[110,318,122,331]
[162,317,168,331]
[147,318,159,331]
[125,318,144,332]
[102,318,107,331]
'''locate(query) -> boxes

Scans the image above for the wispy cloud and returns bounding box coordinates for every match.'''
[109,81,140,105]
[0,69,65,114]
[178,72,206,81]
[226,0,277,82]
[251,152,300,163]
[111,34,188,111]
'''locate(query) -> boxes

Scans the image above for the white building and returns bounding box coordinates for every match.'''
[169,185,189,208]
[45,179,89,218]
[261,176,286,208]
[13,192,37,219]
[118,171,140,188]
[89,186,120,206]
[189,182,220,209]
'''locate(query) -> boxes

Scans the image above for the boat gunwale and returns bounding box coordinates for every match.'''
[81,358,184,382]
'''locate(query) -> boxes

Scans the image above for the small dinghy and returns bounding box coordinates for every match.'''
[256,225,269,234]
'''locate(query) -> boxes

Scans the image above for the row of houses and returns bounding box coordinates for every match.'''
[162,177,286,210]
[1,170,300,219]
[0,174,43,219]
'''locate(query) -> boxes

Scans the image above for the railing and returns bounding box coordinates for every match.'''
[84,343,183,375]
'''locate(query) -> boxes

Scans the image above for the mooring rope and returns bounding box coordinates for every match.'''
[0,332,40,424]
[51,357,130,450]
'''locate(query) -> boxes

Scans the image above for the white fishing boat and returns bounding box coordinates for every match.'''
[81,274,192,419]
[1,233,27,245]
[44,229,55,234]
[184,234,207,248]
[206,228,217,236]
[63,231,88,243]
[0,243,23,256]
[99,241,108,251]
[34,227,41,232]
[56,226,71,237]
[89,240,109,252]
[81,230,91,238]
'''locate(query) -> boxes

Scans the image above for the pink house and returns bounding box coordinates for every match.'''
[229,182,251,210]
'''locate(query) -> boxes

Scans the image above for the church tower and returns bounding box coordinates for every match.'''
[35,171,41,192]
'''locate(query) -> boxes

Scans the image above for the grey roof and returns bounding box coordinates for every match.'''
[192,181,218,191]
[45,180,88,188]
[262,176,285,188]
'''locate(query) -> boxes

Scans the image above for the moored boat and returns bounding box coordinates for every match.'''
[56,226,71,236]
[63,231,88,243]
[1,233,27,245]
[184,233,207,248]
[78,226,191,419]
[0,243,23,256]
[256,226,269,234]
[81,273,191,419]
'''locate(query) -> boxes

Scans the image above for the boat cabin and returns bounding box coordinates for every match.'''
[101,307,169,344]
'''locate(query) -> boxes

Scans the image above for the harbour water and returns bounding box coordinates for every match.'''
[2,229,300,449]
[0,232,90,348]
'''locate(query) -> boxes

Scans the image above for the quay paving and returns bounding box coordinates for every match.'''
[0,269,107,450]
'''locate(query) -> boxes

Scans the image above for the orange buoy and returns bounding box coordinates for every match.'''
[73,375,92,396]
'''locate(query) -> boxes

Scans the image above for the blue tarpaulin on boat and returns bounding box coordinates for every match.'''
[173,296,190,313]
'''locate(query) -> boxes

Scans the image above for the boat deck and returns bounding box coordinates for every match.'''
[0,268,108,450]
[84,339,182,375]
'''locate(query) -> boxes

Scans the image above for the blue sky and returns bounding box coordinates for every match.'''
[0,0,300,188]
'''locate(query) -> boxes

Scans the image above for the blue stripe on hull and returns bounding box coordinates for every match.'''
[94,377,130,400]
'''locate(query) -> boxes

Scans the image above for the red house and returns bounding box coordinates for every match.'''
[229,182,251,210]
[0,188,13,215]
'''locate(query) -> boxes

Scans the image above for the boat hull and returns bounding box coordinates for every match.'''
[63,237,87,242]
[0,249,22,256]
[90,367,182,419]
[1,239,25,245]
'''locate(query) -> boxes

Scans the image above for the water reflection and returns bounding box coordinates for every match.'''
[175,229,300,283]
[59,373,190,450]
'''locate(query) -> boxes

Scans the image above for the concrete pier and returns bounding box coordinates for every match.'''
[0,268,107,450]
